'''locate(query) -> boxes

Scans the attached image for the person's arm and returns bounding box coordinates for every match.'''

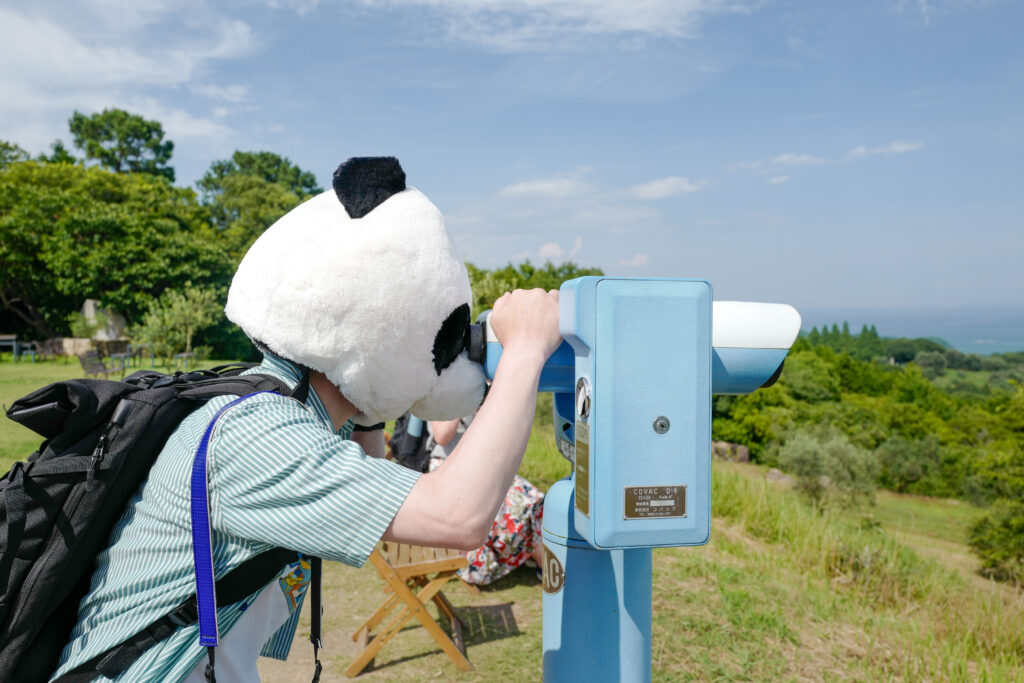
[350,428,386,459]
[384,288,561,550]
[430,418,461,447]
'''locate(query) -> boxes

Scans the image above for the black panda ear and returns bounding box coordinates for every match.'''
[333,157,407,219]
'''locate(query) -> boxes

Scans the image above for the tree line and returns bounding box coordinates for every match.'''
[0,108,600,361]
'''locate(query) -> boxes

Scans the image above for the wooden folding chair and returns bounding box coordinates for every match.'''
[346,542,473,677]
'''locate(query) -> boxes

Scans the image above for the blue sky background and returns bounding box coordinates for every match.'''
[1,1,1022,350]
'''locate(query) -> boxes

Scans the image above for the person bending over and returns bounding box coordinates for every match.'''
[50,157,561,682]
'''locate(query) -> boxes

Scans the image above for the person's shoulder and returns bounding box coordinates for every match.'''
[188,392,321,449]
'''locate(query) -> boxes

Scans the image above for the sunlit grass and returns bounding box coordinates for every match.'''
[3,361,1021,680]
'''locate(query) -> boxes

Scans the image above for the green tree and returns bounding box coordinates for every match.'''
[466,265,518,320]
[66,310,109,340]
[198,150,321,204]
[69,108,175,181]
[0,161,229,337]
[38,139,77,164]
[780,350,840,403]
[133,284,222,366]
[465,260,604,318]
[207,174,304,260]
[0,140,29,169]
[198,151,320,261]
[914,350,948,378]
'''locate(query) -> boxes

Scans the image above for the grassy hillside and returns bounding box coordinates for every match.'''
[257,461,1023,682]
[2,359,1021,680]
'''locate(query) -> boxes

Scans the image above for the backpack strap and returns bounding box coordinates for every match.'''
[51,547,296,683]
[310,556,323,682]
[191,387,317,683]
[191,394,275,652]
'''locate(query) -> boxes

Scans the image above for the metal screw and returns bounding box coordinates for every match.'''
[653,416,670,434]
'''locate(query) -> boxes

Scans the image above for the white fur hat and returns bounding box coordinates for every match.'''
[225,157,486,425]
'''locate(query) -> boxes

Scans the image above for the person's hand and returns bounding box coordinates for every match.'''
[489,288,561,362]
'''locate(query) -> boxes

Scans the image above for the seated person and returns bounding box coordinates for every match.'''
[429,414,545,586]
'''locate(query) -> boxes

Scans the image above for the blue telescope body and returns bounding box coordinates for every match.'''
[472,276,801,551]
[468,276,800,681]
[479,301,799,396]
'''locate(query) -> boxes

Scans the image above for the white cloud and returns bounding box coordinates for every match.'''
[498,176,592,199]
[730,153,824,173]
[533,235,584,262]
[0,5,255,150]
[133,99,234,140]
[847,140,923,158]
[890,0,1000,26]
[618,253,649,267]
[260,0,324,15]
[350,0,750,51]
[192,83,250,103]
[538,242,564,260]
[630,176,704,200]
[735,141,924,177]
[769,153,826,166]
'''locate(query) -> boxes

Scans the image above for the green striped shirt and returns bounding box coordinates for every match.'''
[52,354,420,682]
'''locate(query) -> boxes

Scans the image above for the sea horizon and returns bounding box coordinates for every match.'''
[798,305,1024,355]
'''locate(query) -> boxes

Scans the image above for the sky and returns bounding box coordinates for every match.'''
[1,0,1022,339]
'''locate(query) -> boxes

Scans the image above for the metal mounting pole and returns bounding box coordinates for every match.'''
[542,479,652,683]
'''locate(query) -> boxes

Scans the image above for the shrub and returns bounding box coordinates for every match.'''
[914,350,947,371]
[969,498,1024,584]
[66,310,108,339]
[875,436,941,494]
[776,429,879,511]
[981,355,1009,372]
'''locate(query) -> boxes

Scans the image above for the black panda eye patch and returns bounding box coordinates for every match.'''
[432,303,470,375]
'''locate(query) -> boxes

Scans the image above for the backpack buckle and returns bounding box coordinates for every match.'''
[167,602,199,627]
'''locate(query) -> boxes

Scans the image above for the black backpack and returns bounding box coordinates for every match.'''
[0,365,320,683]
[390,412,433,473]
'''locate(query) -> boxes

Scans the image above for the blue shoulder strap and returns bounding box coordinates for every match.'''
[190,391,276,648]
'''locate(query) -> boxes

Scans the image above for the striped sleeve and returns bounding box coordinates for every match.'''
[207,394,419,567]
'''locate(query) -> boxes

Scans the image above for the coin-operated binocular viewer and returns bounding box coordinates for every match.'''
[470,277,800,683]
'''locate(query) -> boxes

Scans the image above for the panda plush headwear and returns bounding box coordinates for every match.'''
[225,156,486,425]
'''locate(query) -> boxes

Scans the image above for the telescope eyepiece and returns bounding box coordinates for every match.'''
[466,322,486,364]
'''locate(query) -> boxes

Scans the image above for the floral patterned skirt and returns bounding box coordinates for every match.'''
[458,474,545,586]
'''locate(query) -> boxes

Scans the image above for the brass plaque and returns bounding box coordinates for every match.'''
[624,485,686,519]
[574,421,589,516]
[542,544,564,594]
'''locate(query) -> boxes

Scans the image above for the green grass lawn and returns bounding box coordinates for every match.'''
[0,357,234,470]
[2,360,1021,681]
[930,369,994,394]
[0,357,94,468]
